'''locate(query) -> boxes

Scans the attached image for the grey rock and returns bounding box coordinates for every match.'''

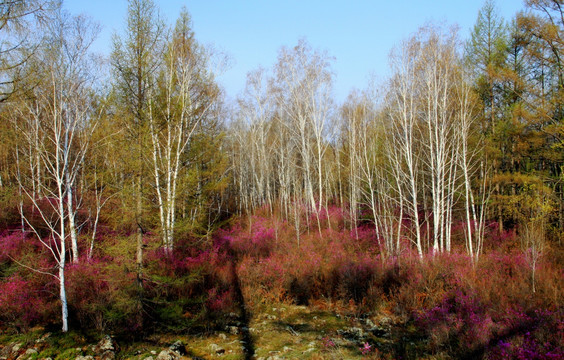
[156,349,179,360]
[168,341,186,356]
[94,335,117,360]
[16,348,38,360]
[337,327,365,341]
[11,343,22,355]
[95,335,115,352]
[100,352,115,360]
[75,356,94,360]
[142,357,154,360]
[379,316,392,325]
[209,343,225,354]
[369,325,390,338]
[210,344,225,354]
[35,333,51,344]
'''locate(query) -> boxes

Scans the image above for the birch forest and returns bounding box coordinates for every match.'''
[0,1,562,359]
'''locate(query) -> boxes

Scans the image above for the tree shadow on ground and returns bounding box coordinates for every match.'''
[227,247,255,360]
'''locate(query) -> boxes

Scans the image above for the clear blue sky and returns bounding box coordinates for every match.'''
[64,0,526,103]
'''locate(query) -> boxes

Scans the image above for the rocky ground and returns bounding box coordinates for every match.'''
[0,304,408,360]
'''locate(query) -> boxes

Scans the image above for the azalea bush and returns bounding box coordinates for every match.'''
[213,208,563,358]
[0,204,561,359]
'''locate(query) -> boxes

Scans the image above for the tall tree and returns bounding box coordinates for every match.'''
[456,69,490,262]
[11,9,99,332]
[465,0,509,134]
[385,25,482,256]
[111,0,165,290]
[273,39,334,227]
[0,0,55,102]
[466,0,509,233]
[148,8,219,253]
[516,0,564,242]
[236,67,275,213]
[387,35,424,257]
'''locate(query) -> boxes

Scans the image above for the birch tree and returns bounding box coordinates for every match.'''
[274,39,334,228]
[148,8,219,253]
[340,92,363,235]
[456,71,490,262]
[237,67,275,212]
[11,9,98,332]
[418,27,460,253]
[387,37,424,257]
[0,0,55,102]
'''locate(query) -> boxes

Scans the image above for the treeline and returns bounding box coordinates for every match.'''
[231,0,563,260]
[0,0,562,332]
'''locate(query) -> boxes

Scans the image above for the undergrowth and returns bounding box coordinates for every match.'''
[0,206,562,359]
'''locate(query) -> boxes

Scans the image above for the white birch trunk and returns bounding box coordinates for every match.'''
[66,171,79,263]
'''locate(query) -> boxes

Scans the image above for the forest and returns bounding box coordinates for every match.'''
[0,0,562,359]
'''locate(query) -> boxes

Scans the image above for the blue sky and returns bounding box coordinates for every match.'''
[64,0,526,103]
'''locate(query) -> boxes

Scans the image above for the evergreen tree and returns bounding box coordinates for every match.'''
[110,0,165,326]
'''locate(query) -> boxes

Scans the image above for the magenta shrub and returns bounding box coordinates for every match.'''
[0,273,56,330]
[414,290,496,352]
[217,210,562,358]
[66,259,114,331]
[0,203,560,360]
[488,309,564,359]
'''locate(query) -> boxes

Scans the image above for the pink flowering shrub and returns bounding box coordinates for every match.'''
[214,216,278,258]
[0,231,48,266]
[0,199,560,360]
[66,258,117,332]
[314,205,346,230]
[206,287,234,312]
[487,309,564,360]
[414,290,496,352]
[0,273,56,330]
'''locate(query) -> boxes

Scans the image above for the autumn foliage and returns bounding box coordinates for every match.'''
[0,0,563,359]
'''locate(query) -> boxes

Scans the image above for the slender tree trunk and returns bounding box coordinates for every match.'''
[136,175,143,286]
[66,171,78,263]
[58,167,69,332]
[59,260,68,332]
